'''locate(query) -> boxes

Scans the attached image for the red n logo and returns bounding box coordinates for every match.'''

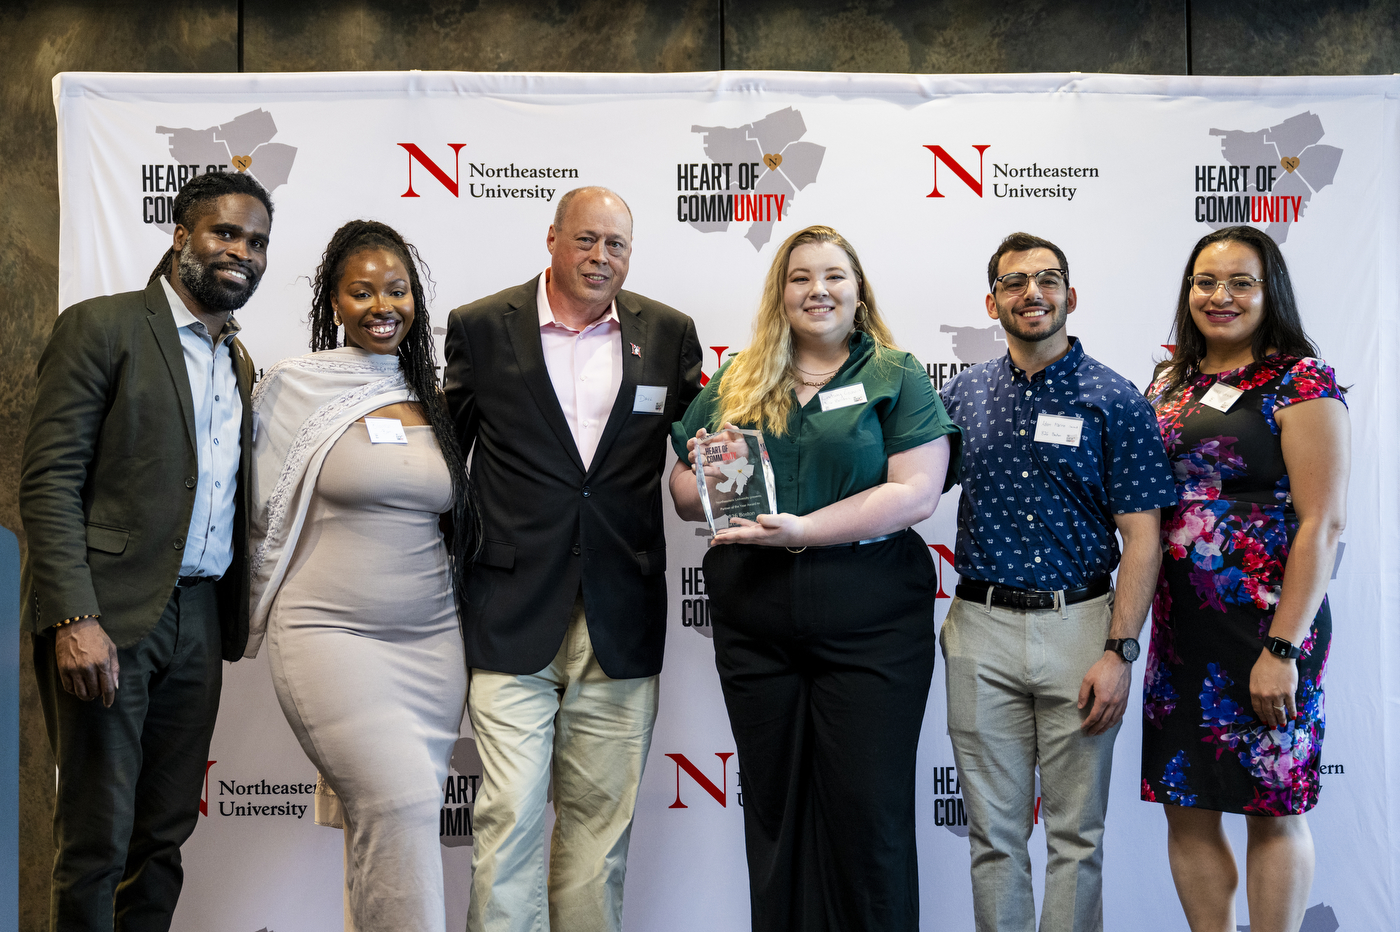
[398,143,467,197]
[199,760,216,816]
[699,346,730,387]
[924,145,991,198]
[929,544,957,599]
[665,752,735,808]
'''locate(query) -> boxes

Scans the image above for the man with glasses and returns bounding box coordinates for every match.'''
[938,232,1176,932]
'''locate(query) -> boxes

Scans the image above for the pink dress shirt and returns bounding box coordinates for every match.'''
[536,270,623,470]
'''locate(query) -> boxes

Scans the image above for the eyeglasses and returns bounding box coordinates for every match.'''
[1188,275,1264,298]
[994,268,1067,295]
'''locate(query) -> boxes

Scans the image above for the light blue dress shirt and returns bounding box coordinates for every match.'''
[160,276,244,579]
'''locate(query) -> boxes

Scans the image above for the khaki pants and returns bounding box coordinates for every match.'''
[940,591,1120,932]
[466,595,658,932]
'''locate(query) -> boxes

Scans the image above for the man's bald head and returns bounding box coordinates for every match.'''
[554,186,633,234]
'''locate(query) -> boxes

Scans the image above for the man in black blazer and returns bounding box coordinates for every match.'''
[445,186,702,932]
[21,171,272,931]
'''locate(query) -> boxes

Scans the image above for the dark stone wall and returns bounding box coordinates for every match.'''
[2,1,1397,928]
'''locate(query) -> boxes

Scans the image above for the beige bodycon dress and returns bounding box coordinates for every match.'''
[268,422,466,932]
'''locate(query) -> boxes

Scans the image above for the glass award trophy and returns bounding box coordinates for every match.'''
[693,428,778,537]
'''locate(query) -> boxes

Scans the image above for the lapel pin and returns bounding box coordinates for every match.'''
[630,343,642,357]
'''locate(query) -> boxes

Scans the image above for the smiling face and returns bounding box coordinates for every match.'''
[782,241,860,351]
[986,246,1076,346]
[1189,240,1266,354]
[331,248,416,355]
[547,190,632,320]
[172,193,270,313]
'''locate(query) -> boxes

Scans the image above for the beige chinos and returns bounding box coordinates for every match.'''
[940,591,1120,932]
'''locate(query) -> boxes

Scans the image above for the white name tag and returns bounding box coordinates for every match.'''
[364,416,408,444]
[818,383,867,412]
[633,384,668,414]
[1200,381,1244,413]
[1034,413,1084,446]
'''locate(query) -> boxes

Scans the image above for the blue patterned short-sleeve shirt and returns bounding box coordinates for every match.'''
[939,337,1176,590]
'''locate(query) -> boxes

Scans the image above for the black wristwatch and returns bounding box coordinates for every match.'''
[1263,636,1302,660]
[1105,638,1140,662]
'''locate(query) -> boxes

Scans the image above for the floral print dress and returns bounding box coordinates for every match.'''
[1140,355,1344,815]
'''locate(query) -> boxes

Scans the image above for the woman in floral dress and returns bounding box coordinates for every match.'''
[1142,226,1349,932]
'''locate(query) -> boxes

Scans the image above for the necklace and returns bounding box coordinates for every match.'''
[793,358,846,388]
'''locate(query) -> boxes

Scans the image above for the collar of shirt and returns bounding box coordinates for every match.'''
[1002,335,1083,385]
[535,269,619,334]
[160,275,242,345]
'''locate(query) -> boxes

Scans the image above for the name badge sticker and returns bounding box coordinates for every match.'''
[633,384,668,414]
[818,383,867,412]
[1199,381,1244,413]
[364,416,408,444]
[1034,413,1084,447]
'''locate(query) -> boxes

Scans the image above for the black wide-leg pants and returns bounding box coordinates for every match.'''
[703,529,939,932]
[34,581,223,932]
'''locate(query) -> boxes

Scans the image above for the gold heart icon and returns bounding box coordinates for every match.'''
[763,153,783,170]
[232,155,252,172]
[1280,156,1300,173]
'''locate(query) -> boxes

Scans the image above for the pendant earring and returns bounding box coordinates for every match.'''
[333,314,342,327]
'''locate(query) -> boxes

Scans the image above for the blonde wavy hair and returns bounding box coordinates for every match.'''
[717,225,898,436]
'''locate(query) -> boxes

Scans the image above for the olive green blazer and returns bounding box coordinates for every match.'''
[20,277,254,660]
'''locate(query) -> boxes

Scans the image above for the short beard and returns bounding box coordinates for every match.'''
[996,296,1068,344]
[177,246,258,313]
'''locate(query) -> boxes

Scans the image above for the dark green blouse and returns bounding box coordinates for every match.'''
[671,330,962,517]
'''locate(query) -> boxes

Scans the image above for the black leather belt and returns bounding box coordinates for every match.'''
[177,575,216,588]
[955,576,1111,611]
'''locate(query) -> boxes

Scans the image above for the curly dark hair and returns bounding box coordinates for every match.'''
[310,219,481,617]
[1158,225,1321,397]
[147,170,274,285]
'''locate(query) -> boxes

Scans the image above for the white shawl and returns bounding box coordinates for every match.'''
[245,346,412,658]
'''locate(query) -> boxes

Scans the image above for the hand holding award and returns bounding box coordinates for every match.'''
[691,426,778,538]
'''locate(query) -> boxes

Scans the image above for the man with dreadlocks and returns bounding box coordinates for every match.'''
[445,186,703,932]
[21,169,272,929]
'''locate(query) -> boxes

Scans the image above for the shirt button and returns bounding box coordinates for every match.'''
[1020,429,1026,436]
[1026,515,1034,522]
[215,394,220,401]
[1035,556,1042,563]
[213,438,220,445]
[185,476,197,489]
[1022,471,1029,477]
[571,545,581,555]
[1025,390,1032,397]
[215,481,221,489]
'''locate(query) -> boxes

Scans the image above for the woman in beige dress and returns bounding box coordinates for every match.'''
[247,220,478,931]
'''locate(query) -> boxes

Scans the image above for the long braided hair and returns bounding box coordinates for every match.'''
[309,220,480,613]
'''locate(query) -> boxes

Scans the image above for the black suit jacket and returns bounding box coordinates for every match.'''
[20,278,254,661]
[444,279,702,678]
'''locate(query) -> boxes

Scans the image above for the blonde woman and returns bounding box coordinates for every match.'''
[670,226,960,932]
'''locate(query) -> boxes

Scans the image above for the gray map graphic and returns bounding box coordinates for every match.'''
[689,107,825,250]
[1239,901,1339,932]
[153,108,297,233]
[941,323,1006,364]
[1208,110,1342,244]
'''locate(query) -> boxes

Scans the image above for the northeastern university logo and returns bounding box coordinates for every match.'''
[923,145,1102,203]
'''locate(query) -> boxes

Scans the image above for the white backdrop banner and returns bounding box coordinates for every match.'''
[54,70,1400,932]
